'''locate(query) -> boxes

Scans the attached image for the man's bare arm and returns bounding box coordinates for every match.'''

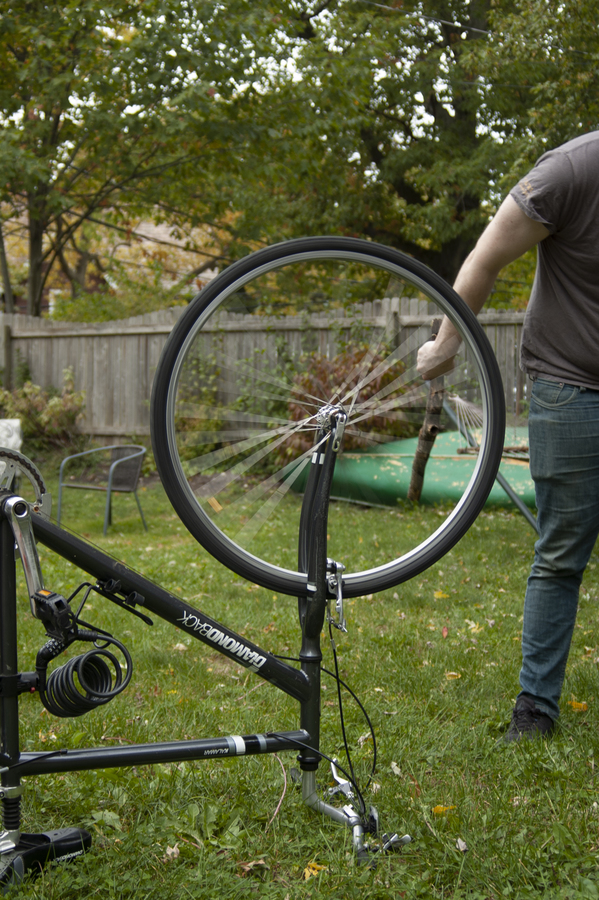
[418,195,550,379]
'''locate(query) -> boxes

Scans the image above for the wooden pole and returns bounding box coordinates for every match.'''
[408,320,444,503]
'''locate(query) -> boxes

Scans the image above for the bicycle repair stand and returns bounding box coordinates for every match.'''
[0,422,409,889]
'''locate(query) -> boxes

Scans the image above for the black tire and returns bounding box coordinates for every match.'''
[151,237,505,597]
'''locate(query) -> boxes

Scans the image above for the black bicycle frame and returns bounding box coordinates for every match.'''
[0,517,319,779]
[0,413,343,843]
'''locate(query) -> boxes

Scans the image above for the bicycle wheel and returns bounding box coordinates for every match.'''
[151,237,505,597]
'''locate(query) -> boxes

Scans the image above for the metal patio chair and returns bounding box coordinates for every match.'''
[57,445,148,535]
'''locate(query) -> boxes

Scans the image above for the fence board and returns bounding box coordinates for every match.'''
[0,307,530,440]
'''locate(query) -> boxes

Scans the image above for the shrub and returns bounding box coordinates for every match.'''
[0,367,86,451]
[281,345,418,460]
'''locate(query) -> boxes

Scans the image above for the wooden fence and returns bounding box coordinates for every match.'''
[0,304,529,440]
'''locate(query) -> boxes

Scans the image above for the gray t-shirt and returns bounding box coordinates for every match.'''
[510,131,599,388]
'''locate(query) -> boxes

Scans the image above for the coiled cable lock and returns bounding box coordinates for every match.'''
[33,589,132,719]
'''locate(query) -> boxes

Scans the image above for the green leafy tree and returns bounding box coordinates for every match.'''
[221,0,599,293]
[222,0,535,283]
[482,0,599,169]
[4,0,595,320]
[0,0,275,315]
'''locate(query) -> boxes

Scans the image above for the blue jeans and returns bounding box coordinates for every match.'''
[519,378,599,719]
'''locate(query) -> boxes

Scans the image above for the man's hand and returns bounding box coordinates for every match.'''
[417,332,462,380]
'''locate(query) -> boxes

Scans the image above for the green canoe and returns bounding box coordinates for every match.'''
[325,430,535,509]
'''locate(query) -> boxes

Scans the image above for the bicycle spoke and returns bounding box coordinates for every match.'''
[152,237,504,596]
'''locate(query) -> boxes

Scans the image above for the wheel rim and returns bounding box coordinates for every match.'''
[152,239,505,597]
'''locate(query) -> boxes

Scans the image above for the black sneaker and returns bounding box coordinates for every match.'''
[503,694,554,743]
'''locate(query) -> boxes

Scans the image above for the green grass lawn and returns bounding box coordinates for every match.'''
[9,474,599,899]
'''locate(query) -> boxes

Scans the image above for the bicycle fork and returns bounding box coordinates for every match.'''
[295,408,410,863]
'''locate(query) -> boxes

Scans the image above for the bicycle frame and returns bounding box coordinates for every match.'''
[0,412,404,885]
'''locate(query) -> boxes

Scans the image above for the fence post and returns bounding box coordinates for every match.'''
[0,321,11,390]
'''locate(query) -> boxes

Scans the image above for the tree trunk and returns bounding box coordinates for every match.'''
[0,226,15,314]
[27,213,45,317]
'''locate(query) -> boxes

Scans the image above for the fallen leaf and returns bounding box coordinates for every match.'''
[432,805,456,815]
[238,858,268,876]
[445,672,461,680]
[303,862,327,881]
[442,626,449,638]
[434,590,449,599]
[390,761,401,776]
[164,844,179,860]
[568,699,588,711]
[456,838,468,853]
